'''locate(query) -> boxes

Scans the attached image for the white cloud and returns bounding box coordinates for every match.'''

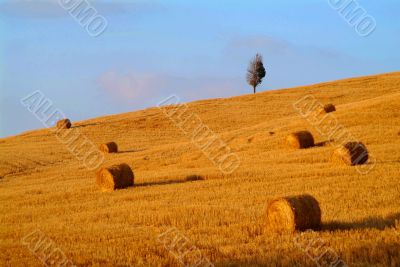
[97,70,244,105]
[97,71,164,101]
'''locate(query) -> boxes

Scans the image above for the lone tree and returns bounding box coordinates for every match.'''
[247,53,266,94]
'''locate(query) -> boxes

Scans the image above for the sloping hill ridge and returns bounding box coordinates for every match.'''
[0,72,399,266]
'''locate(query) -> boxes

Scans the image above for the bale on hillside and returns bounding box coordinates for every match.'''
[317,104,336,114]
[96,163,134,191]
[56,119,71,129]
[332,142,368,166]
[265,194,321,234]
[99,142,118,153]
[286,131,314,149]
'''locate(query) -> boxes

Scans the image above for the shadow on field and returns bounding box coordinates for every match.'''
[213,254,312,267]
[135,175,204,187]
[119,149,146,154]
[216,236,400,266]
[323,212,400,231]
[346,242,400,266]
[73,122,98,128]
[315,139,335,147]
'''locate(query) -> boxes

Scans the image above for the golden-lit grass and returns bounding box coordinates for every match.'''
[1,72,400,266]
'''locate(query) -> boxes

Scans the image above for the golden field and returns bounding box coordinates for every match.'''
[1,72,400,266]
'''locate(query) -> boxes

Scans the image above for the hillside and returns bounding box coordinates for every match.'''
[1,72,400,266]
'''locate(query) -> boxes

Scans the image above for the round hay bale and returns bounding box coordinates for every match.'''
[286,131,314,149]
[56,119,71,129]
[324,104,336,113]
[96,163,134,191]
[332,142,368,166]
[317,104,336,114]
[265,195,321,234]
[99,142,118,153]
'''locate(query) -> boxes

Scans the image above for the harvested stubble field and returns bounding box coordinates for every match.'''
[1,72,400,266]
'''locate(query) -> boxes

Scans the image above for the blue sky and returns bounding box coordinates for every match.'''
[0,0,399,137]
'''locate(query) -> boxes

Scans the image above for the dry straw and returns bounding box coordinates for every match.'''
[265,194,321,233]
[96,163,134,191]
[286,131,314,149]
[56,119,71,129]
[99,142,118,153]
[332,142,368,166]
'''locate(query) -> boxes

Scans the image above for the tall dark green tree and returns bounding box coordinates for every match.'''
[247,53,266,94]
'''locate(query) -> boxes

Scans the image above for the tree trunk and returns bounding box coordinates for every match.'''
[253,86,256,94]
